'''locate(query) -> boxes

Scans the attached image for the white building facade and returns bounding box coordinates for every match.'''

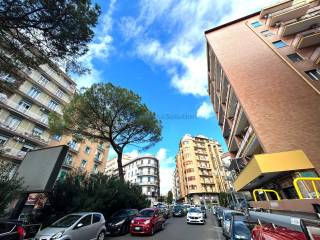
[105,155,160,204]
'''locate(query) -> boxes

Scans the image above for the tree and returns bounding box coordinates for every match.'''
[49,83,162,181]
[0,0,101,88]
[167,191,173,205]
[0,161,23,216]
[42,170,150,226]
[158,195,166,203]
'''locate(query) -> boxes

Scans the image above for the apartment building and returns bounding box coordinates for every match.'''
[172,168,181,202]
[175,134,228,205]
[105,155,160,204]
[205,0,320,199]
[0,63,108,175]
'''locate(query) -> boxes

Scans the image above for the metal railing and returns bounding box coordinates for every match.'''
[293,177,320,199]
[252,188,281,202]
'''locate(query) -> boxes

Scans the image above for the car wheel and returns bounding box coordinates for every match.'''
[97,231,105,240]
[161,222,165,230]
[150,226,154,236]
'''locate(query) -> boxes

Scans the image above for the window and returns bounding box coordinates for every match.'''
[81,160,87,168]
[21,143,34,152]
[40,113,48,124]
[0,73,15,83]
[68,139,78,150]
[32,126,44,137]
[186,168,194,173]
[84,146,90,154]
[52,134,61,141]
[272,40,287,48]
[0,134,8,145]
[78,215,92,227]
[148,177,151,182]
[93,164,98,173]
[65,153,73,165]
[28,87,41,99]
[287,53,303,63]
[55,88,64,98]
[48,99,59,110]
[17,100,32,113]
[38,75,49,86]
[148,168,151,174]
[251,21,262,28]
[187,176,196,181]
[140,177,142,183]
[305,69,320,81]
[94,151,101,161]
[148,158,151,164]
[5,115,21,130]
[261,30,274,37]
[183,141,189,146]
[92,214,101,224]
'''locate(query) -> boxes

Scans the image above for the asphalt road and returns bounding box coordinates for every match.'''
[107,213,225,240]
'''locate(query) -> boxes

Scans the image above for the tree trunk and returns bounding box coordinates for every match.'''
[117,151,124,181]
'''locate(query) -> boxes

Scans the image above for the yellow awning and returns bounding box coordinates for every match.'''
[234,150,315,191]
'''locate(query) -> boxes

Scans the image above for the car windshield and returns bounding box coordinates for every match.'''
[138,210,154,218]
[189,208,201,213]
[225,212,243,221]
[51,215,82,228]
[112,210,128,218]
[233,221,255,240]
[174,206,183,211]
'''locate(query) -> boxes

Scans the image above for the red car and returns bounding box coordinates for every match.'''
[252,224,320,240]
[130,208,165,235]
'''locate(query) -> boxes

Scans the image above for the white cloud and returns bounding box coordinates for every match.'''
[197,101,214,119]
[74,0,116,88]
[120,0,279,96]
[155,148,175,195]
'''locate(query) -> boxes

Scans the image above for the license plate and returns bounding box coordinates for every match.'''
[135,227,141,231]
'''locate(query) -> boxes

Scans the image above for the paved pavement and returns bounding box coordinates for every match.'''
[107,213,225,240]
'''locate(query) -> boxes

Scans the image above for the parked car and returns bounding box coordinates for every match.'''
[35,212,106,240]
[130,208,165,236]
[106,209,138,236]
[186,207,205,225]
[200,205,207,218]
[229,215,256,240]
[172,205,186,217]
[183,204,191,212]
[157,205,170,219]
[0,220,25,240]
[216,207,225,226]
[222,210,245,238]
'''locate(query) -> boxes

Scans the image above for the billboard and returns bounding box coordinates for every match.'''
[16,145,68,192]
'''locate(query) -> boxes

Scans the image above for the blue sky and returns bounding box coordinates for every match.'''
[74,0,278,194]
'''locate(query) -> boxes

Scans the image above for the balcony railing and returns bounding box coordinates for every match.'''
[279,13,320,36]
[292,29,320,48]
[260,0,293,19]
[236,126,254,158]
[137,162,158,168]
[0,147,26,160]
[139,181,158,186]
[0,98,49,128]
[0,120,49,146]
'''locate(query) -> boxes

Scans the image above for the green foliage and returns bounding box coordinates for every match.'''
[46,170,150,224]
[158,195,166,203]
[218,192,230,207]
[167,191,173,204]
[0,161,23,216]
[49,83,162,180]
[0,0,100,85]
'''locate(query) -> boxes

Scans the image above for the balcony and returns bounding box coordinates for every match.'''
[291,29,320,48]
[0,98,48,128]
[310,46,320,63]
[266,3,309,27]
[94,157,102,163]
[137,162,158,168]
[137,172,157,177]
[0,120,49,146]
[139,181,158,186]
[279,14,320,36]
[0,147,26,160]
[259,0,293,19]
[198,165,211,170]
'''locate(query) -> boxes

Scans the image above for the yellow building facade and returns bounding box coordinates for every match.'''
[176,134,229,205]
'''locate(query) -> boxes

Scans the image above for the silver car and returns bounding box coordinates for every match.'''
[35,212,106,240]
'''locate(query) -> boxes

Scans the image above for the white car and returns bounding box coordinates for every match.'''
[186,207,205,224]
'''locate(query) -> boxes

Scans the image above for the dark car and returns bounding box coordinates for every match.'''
[0,220,25,240]
[172,205,186,217]
[106,209,138,235]
[200,206,207,218]
[222,210,245,238]
[157,205,170,219]
[229,215,256,240]
[216,207,225,226]
[130,208,165,236]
